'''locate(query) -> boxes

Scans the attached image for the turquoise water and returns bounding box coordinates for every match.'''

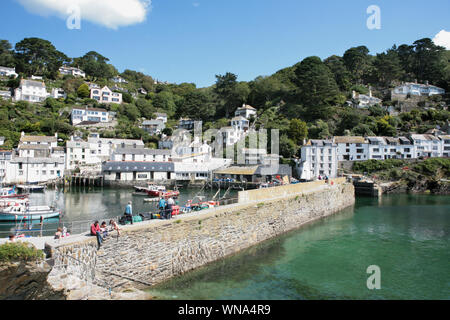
[147,194,450,300]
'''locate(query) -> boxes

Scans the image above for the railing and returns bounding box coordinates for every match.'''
[0,216,123,238]
[0,198,242,239]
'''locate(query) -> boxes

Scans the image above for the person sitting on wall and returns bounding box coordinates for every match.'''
[109,219,121,237]
[100,221,109,238]
[124,201,133,225]
[90,221,103,248]
[54,227,62,240]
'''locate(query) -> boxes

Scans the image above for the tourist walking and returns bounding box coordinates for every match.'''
[90,221,103,248]
[158,197,166,218]
[124,201,133,225]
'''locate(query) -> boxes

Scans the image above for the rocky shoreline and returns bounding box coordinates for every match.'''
[379,178,450,195]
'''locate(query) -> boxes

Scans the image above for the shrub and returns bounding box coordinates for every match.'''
[0,242,44,262]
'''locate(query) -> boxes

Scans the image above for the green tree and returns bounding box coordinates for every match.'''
[14,37,69,78]
[0,40,15,67]
[76,83,90,98]
[294,56,342,120]
[73,51,116,80]
[288,119,308,145]
[343,46,372,84]
[214,73,249,118]
[324,55,352,92]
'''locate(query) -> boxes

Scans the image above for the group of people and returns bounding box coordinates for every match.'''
[158,196,175,219]
[90,219,120,248]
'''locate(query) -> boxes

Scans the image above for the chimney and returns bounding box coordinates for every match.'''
[415,79,418,84]
[369,89,372,98]
[425,80,429,86]
[55,132,58,139]
[21,131,25,137]
[352,90,356,99]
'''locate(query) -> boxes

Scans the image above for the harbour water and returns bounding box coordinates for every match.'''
[0,186,235,237]
[146,194,450,300]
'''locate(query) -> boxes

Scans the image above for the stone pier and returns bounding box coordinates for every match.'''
[42,178,354,298]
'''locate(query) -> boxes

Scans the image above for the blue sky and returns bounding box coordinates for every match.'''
[1,0,450,87]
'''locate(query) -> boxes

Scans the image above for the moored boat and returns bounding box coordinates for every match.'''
[0,198,29,208]
[16,184,46,193]
[0,204,61,221]
[146,185,167,197]
[0,186,29,199]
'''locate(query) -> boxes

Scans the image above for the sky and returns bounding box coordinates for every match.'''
[1,0,450,88]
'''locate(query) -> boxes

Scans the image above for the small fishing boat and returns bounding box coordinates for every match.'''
[0,198,29,208]
[0,204,61,221]
[0,186,29,199]
[146,185,167,197]
[16,184,46,193]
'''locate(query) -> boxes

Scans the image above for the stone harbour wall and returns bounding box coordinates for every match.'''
[46,179,354,294]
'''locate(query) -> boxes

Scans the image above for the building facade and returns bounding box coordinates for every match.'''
[90,86,122,104]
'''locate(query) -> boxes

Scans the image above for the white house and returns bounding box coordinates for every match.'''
[0,66,18,78]
[235,104,257,119]
[296,139,338,181]
[440,135,450,157]
[383,137,415,159]
[0,150,12,184]
[111,148,172,163]
[0,90,12,100]
[154,112,168,123]
[59,66,86,78]
[51,88,66,99]
[4,133,65,184]
[90,86,122,104]
[14,79,49,103]
[231,116,250,132]
[142,119,165,135]
[66,135,145,171]
[111,76,128,84]
[103,147,175,181]
[334,136,368,161]
[410,134,442,158]
[178,118,197,130]
[219,126,246,146]
[5,157,65,184]
[352,90,382,108]
[102,161,174,182]
[392,82,445,97]
[71,107,109,125]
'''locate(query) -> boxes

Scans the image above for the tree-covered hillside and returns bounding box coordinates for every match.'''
[0,37,449,156]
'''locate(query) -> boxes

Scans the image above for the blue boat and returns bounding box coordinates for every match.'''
[0,204,61,221]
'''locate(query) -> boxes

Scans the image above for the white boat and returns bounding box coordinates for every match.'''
[0,204,61,221]
[16,184,46,192]
[0,198,29,208]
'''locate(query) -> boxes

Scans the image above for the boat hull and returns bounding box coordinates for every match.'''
[0,211,60,221]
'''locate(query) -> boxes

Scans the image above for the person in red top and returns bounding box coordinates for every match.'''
[90,221,103,248]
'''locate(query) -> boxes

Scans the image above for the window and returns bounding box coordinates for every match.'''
[42,170,46,175]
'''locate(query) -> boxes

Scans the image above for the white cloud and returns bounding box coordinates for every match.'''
[16,0,152,29]
[193,2,200,7]
[433,30,450,50]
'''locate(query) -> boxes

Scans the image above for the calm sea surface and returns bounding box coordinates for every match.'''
[146,194,450,300]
